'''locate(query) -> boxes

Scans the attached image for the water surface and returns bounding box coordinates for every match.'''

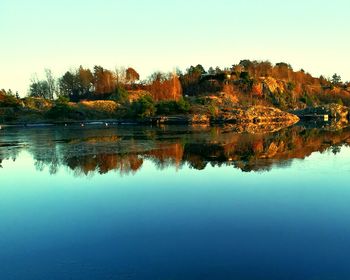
[1,125,350,279]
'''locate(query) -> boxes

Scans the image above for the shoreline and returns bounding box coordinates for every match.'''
[2,103,349,129]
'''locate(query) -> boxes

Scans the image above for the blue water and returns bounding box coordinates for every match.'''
[1,126,350,279]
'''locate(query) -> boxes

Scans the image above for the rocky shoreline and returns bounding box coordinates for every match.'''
[2,104,350,132]
[1,105,299,128]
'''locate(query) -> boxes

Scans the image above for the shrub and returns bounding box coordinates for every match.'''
[314,91,350,107]
[156,100,177,114]
[240,71,250,81]
[299,94,316,107]
[109,87,129,104]
[208,104,219,117]
[46,103,73,119]
[0,94,20,108]
[0,107,16,121]
[287,82,295,91]
[130,95,155,118]
[46,97,81,119]
[156,98,190,115]
[177,97,191,112]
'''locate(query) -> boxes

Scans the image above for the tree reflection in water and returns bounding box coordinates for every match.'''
[1,124,350,176]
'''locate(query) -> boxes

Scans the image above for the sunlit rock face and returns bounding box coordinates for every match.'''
[150,106,299,129]
[213,106,299,128]
[260,77,287,94]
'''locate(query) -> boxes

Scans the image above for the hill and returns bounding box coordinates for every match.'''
[1,60,350,125]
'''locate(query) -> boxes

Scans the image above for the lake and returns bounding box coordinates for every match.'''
[1,124,350,280]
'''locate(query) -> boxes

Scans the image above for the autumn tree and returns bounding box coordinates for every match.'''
[255,61,272,77]
[319,75,327,85]
[0,89,20,107]
[57,66,93,101]
[125,67,140,84]
[93,66,117,97]
[239,60,254,75]
[0,89,14,97]
[148,72,182,101]
[0,89,6,99]
[236,60,272,78]
[272,62,293,81]
[169,73,182,101]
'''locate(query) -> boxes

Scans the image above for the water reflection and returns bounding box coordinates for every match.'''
[1,124,350,176]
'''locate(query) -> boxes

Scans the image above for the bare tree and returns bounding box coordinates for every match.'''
[115,66,126,86]
[45,69,56,99]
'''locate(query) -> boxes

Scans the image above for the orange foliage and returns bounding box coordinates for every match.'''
[149,73,182,101]
[126,67,140,84]
[252,139,264,153]
[93,66,117,95]
[252,83,263,97]
[0,90,6,101]
[67,154,143,175]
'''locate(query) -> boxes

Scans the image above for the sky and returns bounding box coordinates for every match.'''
[1,0,349,96]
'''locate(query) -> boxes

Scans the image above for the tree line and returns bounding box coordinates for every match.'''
[26,66,182,102]
[2,60,349,107]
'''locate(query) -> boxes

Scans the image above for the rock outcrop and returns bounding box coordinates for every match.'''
[261,77,286,94]
[151,106,300,130]
[213,106,300,126]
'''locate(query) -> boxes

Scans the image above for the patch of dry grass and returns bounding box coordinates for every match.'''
[78,100,118,113]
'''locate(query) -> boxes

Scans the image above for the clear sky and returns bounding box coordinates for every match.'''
[1,0,349,96]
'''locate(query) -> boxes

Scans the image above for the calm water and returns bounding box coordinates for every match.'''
[1,124,350,280]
